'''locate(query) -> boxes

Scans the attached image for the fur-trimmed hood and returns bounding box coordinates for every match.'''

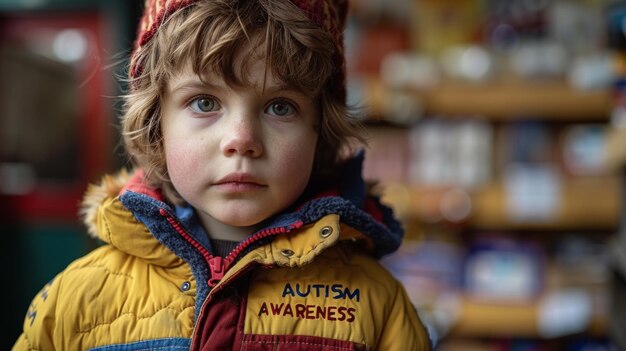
[80,169,133,239]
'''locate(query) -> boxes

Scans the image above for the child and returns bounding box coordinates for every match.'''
[14,0,432,350]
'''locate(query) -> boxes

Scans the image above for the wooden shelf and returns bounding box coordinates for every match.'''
[471,177,621,230]
[361,77,612,121]
[451,299,538,338]
[606,127,626,169]
[381,176,621,231]
[417,80,611,120]
[449,296,607,338]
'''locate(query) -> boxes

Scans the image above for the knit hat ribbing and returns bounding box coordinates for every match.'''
[129,0,348,100]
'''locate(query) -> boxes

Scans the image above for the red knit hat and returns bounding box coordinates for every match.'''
[130,0,348,100]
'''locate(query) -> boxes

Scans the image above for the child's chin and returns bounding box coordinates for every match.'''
[219,215,267,229]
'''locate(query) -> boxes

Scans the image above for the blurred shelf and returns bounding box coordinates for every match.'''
[382,176,621,231]
[416,80,611,120]
[606,127,626,169]
[449,296,607,338]
[471,176,620,230]
[361,77,612,121]
[451,298,537,338]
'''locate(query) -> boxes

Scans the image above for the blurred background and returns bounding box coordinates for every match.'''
[0,0,140,347]
[2,0,626,350]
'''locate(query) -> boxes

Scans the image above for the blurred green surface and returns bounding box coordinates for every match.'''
[3,224,96,349]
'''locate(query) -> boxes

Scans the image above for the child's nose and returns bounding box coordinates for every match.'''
[220,115,263,158]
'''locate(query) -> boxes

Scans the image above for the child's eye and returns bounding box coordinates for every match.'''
[189,96,220,113]
[265,100,296,117]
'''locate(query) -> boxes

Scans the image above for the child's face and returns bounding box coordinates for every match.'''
[161,53,319,230]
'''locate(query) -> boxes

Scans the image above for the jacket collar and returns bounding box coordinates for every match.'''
[81,151,404,263]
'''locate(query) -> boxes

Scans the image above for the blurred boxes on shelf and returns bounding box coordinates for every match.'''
[381,239,464,306]
[464,236,545,303]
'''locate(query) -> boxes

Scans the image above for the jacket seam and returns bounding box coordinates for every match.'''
[98,347,188,351]
[76,306,195,334]
[22,332,37,351]
[241,340,355,350]
[87,337,191,351]
[65,264,134,280]
[102,208,114,247]
[301,239,331,260]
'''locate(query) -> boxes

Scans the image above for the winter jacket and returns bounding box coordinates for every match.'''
[13,156,432,351]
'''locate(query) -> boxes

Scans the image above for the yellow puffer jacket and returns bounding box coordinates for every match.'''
[13,165,432,350]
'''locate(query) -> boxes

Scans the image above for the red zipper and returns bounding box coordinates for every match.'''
[159,208,303,288]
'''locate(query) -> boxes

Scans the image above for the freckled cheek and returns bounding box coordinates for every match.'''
[164,139,202,189]
[273,135,317,185]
